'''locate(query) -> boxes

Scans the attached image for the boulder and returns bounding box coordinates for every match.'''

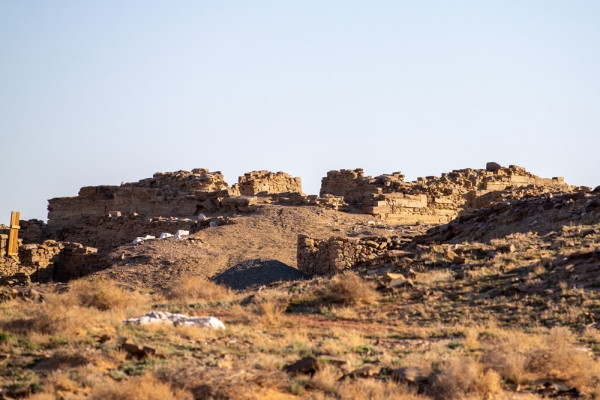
[486,162,502,172]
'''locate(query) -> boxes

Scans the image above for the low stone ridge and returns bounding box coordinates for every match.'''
[320,163,576,225]
[212,259,308,290]
[419,192,600,245]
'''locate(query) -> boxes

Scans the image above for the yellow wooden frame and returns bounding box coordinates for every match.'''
[7,211,20,256]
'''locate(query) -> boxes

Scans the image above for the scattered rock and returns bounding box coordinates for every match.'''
[496,244,516,253]
[392,366,429,384]
[124,312,226,329]
[486,162,502,172]
[121,339,157,359]
[285,357,318,375]
[348,365,381,378]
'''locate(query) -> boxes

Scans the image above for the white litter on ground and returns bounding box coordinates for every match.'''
[159,233,174,239]
[175,230,189,239]
[197,213,207,221]
[124,312,226,329]
[131,235,156,245]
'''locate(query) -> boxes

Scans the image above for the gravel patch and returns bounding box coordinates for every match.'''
[212,259,308,290]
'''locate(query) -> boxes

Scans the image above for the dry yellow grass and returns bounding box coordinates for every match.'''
[163,275,232,303]
[321,273,378,306]
[413,269,454,285]
[70,277,147,311]
[430,357,501,400]
[481,327,600,390]
[91,374,192,400]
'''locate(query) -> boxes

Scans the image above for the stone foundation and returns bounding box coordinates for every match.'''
[297,234,411,275]
[0,237,105,284]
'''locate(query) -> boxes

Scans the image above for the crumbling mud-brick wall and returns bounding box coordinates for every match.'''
[238,171,302,196]
[320,164,574,225]
[297,234,411,275]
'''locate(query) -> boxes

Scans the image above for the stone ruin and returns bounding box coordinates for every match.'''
[47,168,312,229]
[0,226,104,285]
[297,234,413,276]
[44,168,344,249]
[320,163,575,224]
[238,171,302,196]
[1,162,587,284]
[48,169,236,228]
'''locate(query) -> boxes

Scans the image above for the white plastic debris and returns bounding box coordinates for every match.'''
[130,235,156,245]
[209,221,218,227]
[175,230,189,239]
[124,312,226,330]
[159,233,174,239]
[197,213,207,221]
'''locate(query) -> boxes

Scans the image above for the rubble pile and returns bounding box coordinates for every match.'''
[320,163,576,225]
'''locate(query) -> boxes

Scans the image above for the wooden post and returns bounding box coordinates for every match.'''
[7,211,20,256]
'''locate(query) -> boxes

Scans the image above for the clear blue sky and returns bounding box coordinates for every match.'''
[1,1,599,223]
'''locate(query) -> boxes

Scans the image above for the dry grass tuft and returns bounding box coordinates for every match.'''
[337,379,425,400]
[309,363,341,394]
[91,374,192,400]
[482,327,600,389]
[25,293,100,335]
[414,269,454,285]
[164,276,231,303]
[163,361,289,400]
[250,290,290,325]
[321,273,378,306]
[2,279,142,337]
[430,357,501,400]
[70,277,147,311]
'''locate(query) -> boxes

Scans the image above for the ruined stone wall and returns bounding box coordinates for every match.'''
[47,169,238,228]
[48,168,307,228]
[18,240,63,282]
[297,234,410,275]
[53,214,211,251]
[320,164,573,224]
[19,219,48,244]
[0,234,21,281]
[53,243,105,282]
[0,238,104,284]
[238,171,302,196]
